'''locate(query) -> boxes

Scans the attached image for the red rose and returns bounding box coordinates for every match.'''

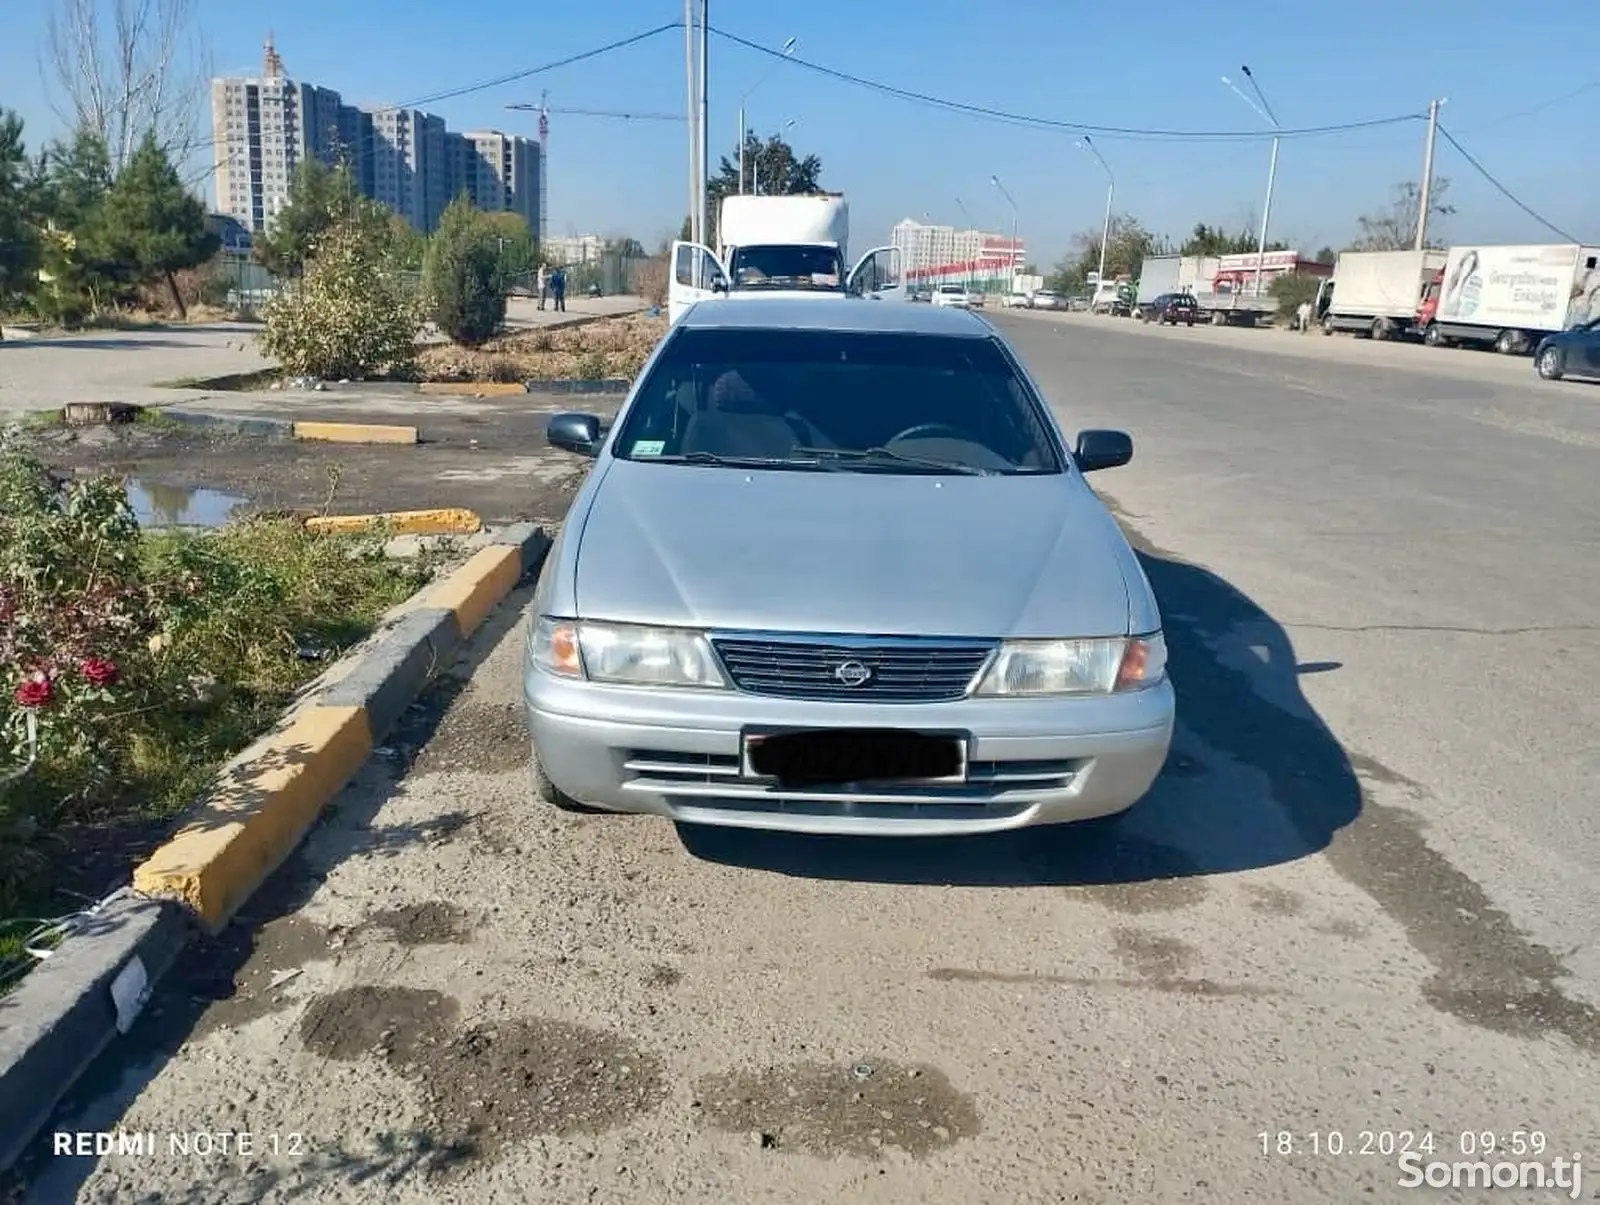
[81,657,120,688]
[13,675,52,708]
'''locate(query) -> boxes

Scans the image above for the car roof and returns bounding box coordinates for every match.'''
[680,296,991,336]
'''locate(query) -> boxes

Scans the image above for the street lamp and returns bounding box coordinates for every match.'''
[991,175,1018,292]
[739,36,797,194]
[1077,136,1114,301]
[954,195,976,290]
[1222,66,1281,303]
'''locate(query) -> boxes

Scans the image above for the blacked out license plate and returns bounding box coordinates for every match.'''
[741,728,968,787]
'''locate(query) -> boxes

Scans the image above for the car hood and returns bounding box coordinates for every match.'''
[571,461,1134,638]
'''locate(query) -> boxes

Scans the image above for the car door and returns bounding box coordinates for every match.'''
[1583,318,1600,374]
[846,245,908,302]
[668,241,728,324]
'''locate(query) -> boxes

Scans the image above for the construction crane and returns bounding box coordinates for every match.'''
[506,92,687,250]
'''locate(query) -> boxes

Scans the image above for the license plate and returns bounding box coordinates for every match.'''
[741,728,968,787]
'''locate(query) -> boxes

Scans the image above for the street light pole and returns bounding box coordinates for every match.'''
[1224,66,1281,303]
[954,195,976,291]
[684,0,698,243]
[738,36,796,195]
[697,0,709,249]
[1078,136,1114,299]
[991,175,1018,291]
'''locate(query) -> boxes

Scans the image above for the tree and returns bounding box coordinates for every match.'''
[259,219,420,379]
[478,209,536,287]
[93,133,218,317]
[44,0,212,177]
[1350,178,1454,251]
[423,197,505,345]
[704,130,823,246]
[1049,213,1162,294]
[0,111,42,331]
[1180,221,1288,257]
[253,158,387,278]
[1312,245,1337,265]
[42,127,113,230]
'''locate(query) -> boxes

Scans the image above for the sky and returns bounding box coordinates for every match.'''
[2,0,1596,267]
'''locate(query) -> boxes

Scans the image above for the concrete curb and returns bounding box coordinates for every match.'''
[291,420,418,445]
[304,508,483,536]
[158,409,420,444]
[132,521,548,931]
[0,523,549,1173]
[0,891,192,1171]
[153,407,294,439]
[524,378,632,395]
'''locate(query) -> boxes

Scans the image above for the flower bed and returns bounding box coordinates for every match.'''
[0,439,436,987]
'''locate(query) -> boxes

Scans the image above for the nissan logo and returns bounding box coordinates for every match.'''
[833,660,873,687]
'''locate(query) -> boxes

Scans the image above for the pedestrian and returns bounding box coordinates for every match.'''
[537,264,549,311]
[552,267,567,312]
[1296,298,1312,333]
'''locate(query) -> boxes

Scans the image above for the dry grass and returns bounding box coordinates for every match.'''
[415,312,669,382]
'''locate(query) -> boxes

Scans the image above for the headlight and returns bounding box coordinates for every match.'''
[973,633,1167,696]
[530,617,727,688]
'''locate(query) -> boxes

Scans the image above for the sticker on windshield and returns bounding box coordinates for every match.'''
[631,440,666,457]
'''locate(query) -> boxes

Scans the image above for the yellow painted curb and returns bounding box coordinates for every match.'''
[292,420,418,444]
[417,381,527,396]
[415,544,523,638]
[305,508,482,536]
[133,705,372,932]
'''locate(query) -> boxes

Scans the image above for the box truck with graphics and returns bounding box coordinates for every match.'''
[1417,243,1600,354]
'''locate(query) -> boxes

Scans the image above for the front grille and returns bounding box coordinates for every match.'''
[710,634,995,702]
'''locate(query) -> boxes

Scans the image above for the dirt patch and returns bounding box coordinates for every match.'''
[299,985,459,1063]
[924,967,1279,1000]
[415,313,666,384]
[1111,927,1198,977]
[191,915,335,1038]
[642,963,683,989]
[418,1018,669,1161]
[409,700,531,777]
[693,1060,981,1159]
[1076,876,1209,914]
[360,900,472,946]
[1243,884,1305,916]
[1311,918,1369,940]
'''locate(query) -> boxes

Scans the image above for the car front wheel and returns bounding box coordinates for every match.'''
[532,745,600,813]
[1536,347,1565,381]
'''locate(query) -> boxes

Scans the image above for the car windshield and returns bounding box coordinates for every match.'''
[611,327,1063,475]
[729,245,843,290]
[938,285,963,294]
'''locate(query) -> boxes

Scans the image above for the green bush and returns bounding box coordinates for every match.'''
[1269,272,1324,322]
[259,220,421,379]
[424,198,506,346]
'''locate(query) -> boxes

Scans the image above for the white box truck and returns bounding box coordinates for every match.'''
[668,194,907,322]
[1316,249,1447,340]
[1418,243,1600,354]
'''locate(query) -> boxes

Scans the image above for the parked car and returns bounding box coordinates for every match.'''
[968,291,986,309]
[932,284,971,309]
[1533,318,1600,381]
[1003,291,1033,309]
[1141,293,1198,326]
[527,297,1174,837]
[1030,290,1066,311]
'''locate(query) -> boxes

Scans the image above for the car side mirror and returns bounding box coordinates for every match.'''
[547,411,603,458]
[711,276,729,295]
[1073,429,1133,473]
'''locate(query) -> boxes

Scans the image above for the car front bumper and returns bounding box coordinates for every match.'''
[524,664,1175,837]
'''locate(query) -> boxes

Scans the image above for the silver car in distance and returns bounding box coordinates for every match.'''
[523,297,1174,837]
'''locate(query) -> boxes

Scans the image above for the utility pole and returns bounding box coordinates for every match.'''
[684,0,699,244]
[1223,67,1281,304]
[697,0,710,252]
[1079,137,1114,302]
[1415,98,1442,251]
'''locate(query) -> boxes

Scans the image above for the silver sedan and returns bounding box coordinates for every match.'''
[524,297,1174,837]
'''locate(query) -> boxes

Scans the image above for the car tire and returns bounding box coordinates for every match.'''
[1321,316,1335,335]
[1423,323,1444,347]
[1536,346,1565,381]
[1494,328,1520,355]
[532,745,599,813]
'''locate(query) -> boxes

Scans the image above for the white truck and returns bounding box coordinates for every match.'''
[1315,249,1447,341]
[1417,243,1600,354]
[668,193,907,322]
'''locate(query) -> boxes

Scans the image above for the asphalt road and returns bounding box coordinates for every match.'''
[16,313,1599,1204]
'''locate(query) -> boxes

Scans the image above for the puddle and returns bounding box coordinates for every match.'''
[126,478,248,527]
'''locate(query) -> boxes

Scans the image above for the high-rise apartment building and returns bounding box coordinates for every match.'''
[891,218,1025,289]
[212,38,541,240]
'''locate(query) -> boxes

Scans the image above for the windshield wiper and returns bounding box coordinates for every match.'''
[789,445,993,476]
[648,451,830,470]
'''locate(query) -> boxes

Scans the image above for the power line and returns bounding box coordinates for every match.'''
[1434,123,1580,243]
[395,22,683,110]
[709,25,1425,143]
[1456,78,1600,134]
